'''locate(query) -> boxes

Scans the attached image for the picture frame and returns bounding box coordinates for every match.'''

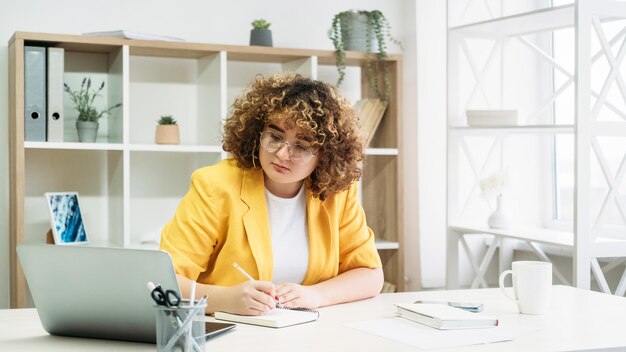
[45,192,89,245]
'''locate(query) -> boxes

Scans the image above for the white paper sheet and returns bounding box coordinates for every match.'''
[346,317,539,349]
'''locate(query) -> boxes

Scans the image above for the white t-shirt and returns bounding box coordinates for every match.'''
[264,185,309,284]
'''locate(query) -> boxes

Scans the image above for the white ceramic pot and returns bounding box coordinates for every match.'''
[76,121,99,143]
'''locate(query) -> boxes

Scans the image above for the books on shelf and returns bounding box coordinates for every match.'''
[354,98,388,147]
[466,109,518,127]
[381,281,397,293]
[83,30,185,42]
[395,303,498,330]
[215,307,319,328]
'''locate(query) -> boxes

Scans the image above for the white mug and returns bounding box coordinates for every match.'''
[498,261,552,315]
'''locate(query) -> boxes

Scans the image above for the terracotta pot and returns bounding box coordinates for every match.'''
[155,125,180,144]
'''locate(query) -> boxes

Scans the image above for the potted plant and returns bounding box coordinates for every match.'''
[329,10,402,102]
[64,78,122,143]
[155,115,180,144]
[250,19,273,47]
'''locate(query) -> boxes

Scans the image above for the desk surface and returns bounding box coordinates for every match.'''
[2,285,626,351]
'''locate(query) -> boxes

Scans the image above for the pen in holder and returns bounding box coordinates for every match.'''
[155,299,207,352]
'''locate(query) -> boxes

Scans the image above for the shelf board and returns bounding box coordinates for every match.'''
[592,121,626,136]
[591,241,626,258]
[449,124,574,135]
[375,240,400,250]
[129,144,223,153]
[449,224,573,248]
[449,4,575,36]
[365,148,399,156]
[11,31,402,66]
[24,141,124,151]
[23,142,227,153]
[450,224,626,258]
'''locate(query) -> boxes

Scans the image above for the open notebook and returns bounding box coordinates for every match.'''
[215,307,319,328]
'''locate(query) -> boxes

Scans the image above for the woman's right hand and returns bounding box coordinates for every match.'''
[212,280,277,315]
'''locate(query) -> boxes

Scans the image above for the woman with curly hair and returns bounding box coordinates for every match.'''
[160,73,383,315]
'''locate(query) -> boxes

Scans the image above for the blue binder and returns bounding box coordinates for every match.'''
[24,46,47,141]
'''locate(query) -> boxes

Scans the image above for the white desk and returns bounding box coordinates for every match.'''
[2,285,626,351]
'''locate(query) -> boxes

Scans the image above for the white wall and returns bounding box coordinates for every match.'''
[0,0,423,308]
[414,0,447,289]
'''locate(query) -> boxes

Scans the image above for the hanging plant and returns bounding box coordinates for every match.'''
[329,10,402,102]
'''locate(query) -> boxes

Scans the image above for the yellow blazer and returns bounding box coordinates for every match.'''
[160,158,382,286]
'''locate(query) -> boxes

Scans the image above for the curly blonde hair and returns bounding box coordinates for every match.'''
[222,73,363,200]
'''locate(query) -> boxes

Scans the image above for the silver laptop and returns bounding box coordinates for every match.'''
[17,243,180,343]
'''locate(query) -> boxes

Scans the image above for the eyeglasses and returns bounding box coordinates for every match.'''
[260,130,317,164]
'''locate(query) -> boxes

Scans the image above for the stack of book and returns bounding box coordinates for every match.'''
[395,303,498,330]
[353,98,388,147]
[381,281,397,293]
[83,30,185,42]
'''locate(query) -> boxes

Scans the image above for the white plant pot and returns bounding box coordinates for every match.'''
[342,12,379,52]
[76,121,99,143]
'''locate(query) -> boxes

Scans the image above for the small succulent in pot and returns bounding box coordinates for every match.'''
[155,115,180,145]
[250,19,273,47]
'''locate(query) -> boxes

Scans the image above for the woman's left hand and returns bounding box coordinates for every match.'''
[274,283,323,309]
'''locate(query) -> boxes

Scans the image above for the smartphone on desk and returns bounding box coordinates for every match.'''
[204,322,236,340]
[413,300,484,313]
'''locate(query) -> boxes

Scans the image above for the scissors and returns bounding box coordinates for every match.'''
[148,282,181,307]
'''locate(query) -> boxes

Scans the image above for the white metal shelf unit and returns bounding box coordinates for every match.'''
[446,0,626,294]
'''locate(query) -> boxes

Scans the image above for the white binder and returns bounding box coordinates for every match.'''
[24,46,46,141]
[47,47,64,142]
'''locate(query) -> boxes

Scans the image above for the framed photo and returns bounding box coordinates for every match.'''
[45,192,89,245]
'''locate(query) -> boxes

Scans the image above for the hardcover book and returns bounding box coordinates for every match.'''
[395,303,498,330]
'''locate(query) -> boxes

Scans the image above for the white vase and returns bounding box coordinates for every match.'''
[488,194,510,229]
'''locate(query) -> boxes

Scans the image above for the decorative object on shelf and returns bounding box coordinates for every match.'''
[44,192,89,245]
[83,30,185,42]
[250,19,273,47]
[329,9,402,102]
[64,78,122,143]
[466,109,518,127]
[155,115,180,144]
[480,169,511,229]
[487,194,511,229]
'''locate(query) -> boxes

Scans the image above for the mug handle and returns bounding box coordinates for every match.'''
[499,270,517,301]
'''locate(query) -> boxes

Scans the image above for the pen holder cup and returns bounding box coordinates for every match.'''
[155,301,207,352]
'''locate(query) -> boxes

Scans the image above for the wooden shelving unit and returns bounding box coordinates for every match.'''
[8,31,405,308]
